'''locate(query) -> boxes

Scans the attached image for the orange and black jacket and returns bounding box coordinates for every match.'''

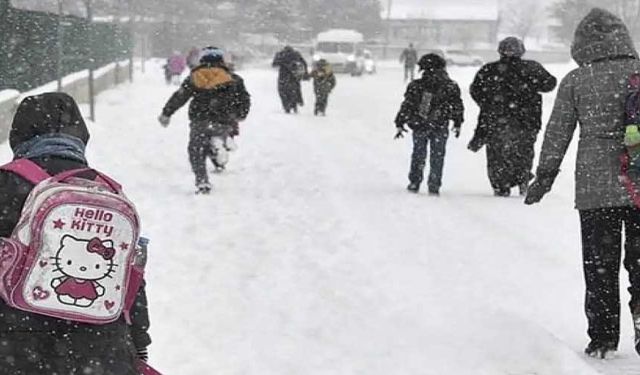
[162,62,251,124]
[311,65,336,95]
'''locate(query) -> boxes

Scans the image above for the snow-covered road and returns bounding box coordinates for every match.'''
[8,60,637,374]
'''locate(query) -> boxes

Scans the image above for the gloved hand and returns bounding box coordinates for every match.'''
[158,115,170,127]
[137,347,149,362]
[467,136,483,152]
[524,171,558,205]
[394,125,408,140]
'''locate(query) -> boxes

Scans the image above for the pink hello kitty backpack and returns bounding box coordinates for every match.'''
[0,159,145,325]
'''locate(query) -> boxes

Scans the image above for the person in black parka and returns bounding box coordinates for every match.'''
[272,46,308,114]
[159,47,251,194]
[0,93,151,375]
[400,43,419,81]
[468,37,557,197]
[395,53,464,195]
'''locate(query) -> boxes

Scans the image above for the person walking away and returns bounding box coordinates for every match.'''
[310,59,337,116]
[272,46,308,114]
[525,8,640,359]
[468,37,557,197]
[158,47,251,194]
[400,43,418,81]
[394,53,464,195]
[0,93,152,375]
[165,51,187,85]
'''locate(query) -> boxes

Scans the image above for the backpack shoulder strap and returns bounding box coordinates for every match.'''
[0,159,50,185]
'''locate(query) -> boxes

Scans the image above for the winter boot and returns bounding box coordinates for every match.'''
[585,340,617,359]
[407,183,420,193]
[212,136,229,169]
[518,183,529,196]
[633,309,640,355]
[213,163,226,173]
[493,188,511,197]
[428,186,440,196]
[196,182,212,195]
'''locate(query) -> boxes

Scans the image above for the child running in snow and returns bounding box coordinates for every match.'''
[310,59,337,116]
[159,46,251,194]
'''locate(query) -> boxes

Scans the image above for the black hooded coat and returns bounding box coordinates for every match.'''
[0,93,150,375]
[469,50,557,191]
[272,47,308,111]
[532,8,640,210]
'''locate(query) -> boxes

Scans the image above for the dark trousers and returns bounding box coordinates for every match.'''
[486,128,536,191]
[188,122,228,185]
[404,65,415,81]
[315,91,329,114]
[579,207,640,347]
[520,130,538,185]
[278,77,303,112]
[409,129,448,189]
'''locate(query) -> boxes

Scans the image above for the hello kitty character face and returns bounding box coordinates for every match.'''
[52,235,117,281]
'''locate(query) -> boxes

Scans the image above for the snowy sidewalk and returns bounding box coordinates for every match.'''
[5,61,634,374]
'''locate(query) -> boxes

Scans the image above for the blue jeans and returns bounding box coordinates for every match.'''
[409,129,448,189]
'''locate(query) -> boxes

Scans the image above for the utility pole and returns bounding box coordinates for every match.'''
[57,0,64,92]
[84,0,95,122]
[384,0,393,59]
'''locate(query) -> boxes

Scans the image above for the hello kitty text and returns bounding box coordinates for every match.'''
[71,208,114,237]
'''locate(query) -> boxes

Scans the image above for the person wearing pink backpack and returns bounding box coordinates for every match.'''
[0,93,152,374]
[164,52,187,85]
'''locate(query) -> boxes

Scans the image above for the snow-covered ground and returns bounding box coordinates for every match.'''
[5,60,639,374]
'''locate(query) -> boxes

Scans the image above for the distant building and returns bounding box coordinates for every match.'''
[383,3,499,48]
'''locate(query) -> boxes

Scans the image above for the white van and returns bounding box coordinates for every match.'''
[313,29,365,75]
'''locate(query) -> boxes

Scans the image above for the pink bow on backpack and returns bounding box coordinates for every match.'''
[87,238,115,260]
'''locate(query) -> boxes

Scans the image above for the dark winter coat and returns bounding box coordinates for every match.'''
[534,8,640,210]
[272,48,308,109]
[395,69,464,132]
[272,47,308,83]
[0,93,150,375]
[400,48,418,67]
[311,65,336,96]
[162,62,251,125]
[470,56,557,142]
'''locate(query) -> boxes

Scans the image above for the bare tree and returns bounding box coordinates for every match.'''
[551,0,640,43]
